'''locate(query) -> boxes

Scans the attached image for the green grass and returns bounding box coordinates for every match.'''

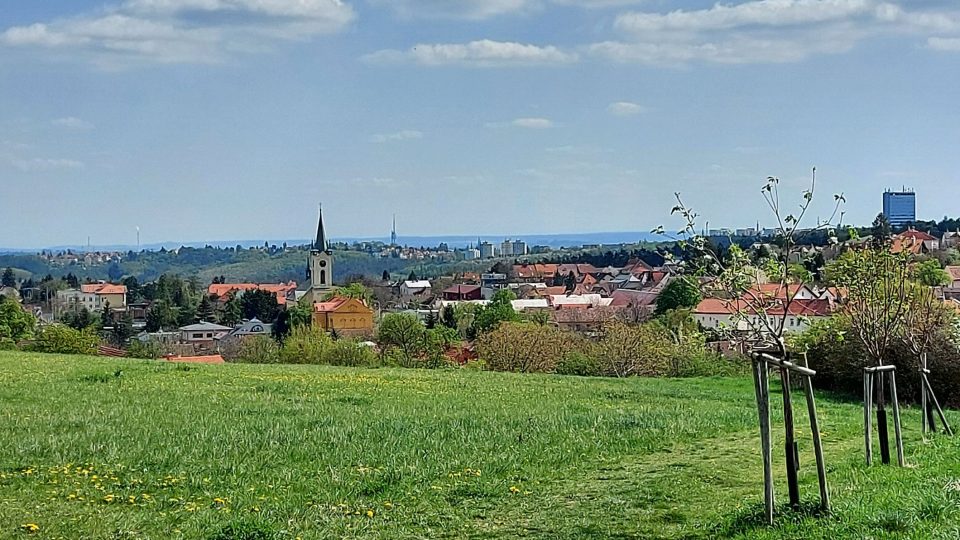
[1,351,959,539]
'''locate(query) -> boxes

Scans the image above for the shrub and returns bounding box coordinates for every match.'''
[0,301,35,342]
[322,339,379,367]
[28,325,98,355]
[126,339,164,359]
[377,313,427,367]
[478,322,576,373]
[556,351,600,377]
[279,326,332,364]
[236,335,280,364]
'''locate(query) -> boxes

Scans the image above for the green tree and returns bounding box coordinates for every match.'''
[654,277,702,316]
[0,301,36,343]
[112,310,135,346]
[376,312,426,365]
[871,213,892,248]
[382,270,391,282]
[28,325,98,355]
[241,289,280,322]
[563,271,576,293]
[62,307,94,330]
[1,267,15,288]
[100,301,114,329]
[470,289,519,337]
[196,295,216,322]
[441,304,457,329]
[913,259,950,287]
[323,282,372,305]
[145,300,178,332]
[220,295,243,327]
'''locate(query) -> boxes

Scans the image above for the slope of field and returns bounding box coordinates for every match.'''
[0,351,958,539]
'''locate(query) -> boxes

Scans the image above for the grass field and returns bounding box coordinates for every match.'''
[1,351,959,539]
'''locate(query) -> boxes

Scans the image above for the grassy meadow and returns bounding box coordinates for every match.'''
[1,351,959,539]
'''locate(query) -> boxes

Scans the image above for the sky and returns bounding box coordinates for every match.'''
[1,0,959,249]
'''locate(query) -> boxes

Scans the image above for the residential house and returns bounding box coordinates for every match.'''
[942,231,960,250]
[693,297,833,333]
[0,286,21,303]
[400,280,432,297]
[892,228,939,254]
[56,282,128,315]
[312,297,374,335]
[511,299,549,312]
[179,321,233,349]
[442,284,482,301]
[551,306,627,333]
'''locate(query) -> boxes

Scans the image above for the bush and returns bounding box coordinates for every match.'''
[236,335,280,364]
[377,313,427,367]
[28,325,98,355]
[279,326,332,364]
[556,351,600,377]
[126,339,164,359]
[322,339,379,367]
[478,322,577,373]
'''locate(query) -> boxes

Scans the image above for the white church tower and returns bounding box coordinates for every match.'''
[307,205,333,302]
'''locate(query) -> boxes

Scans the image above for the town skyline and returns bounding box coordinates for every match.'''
[3,1,960,247]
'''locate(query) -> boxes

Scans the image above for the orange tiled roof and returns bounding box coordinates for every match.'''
[313,297,351,312]
[695,298,833,317]
[80,283,128,295]
[208,282,297,305]
[166,355,225,364]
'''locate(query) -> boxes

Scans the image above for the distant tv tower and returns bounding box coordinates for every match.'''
[391,214,397,246]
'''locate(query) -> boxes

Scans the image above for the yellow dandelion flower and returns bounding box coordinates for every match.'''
[509,486,520,494]
[21,523,40,533]
[366,510,375,518]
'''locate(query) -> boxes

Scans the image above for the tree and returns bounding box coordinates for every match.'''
[1,267,15,288]
[654,277,701,316]
[901,282,956,433]
[220,295,243,327]
[376,313,426,365]
[563,271,576,293]
[62,307,94,331]
[112,310,135,346]
[196,295,216,322]
[441,304,457,329]
[0,301,36,343]
[871,213,892,248]
[100,301,114,329]
[913,259,950,287]
[382,270,391,282]
[424,311,437,329]
[241,289,280,322]
[407,270,419,281]
[477,322,574,373]
[323,283,372,305]
[107,262,124,281]
[470,288,519,337]
[145,300,178,332]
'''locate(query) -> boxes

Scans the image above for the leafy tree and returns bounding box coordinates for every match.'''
[279,326,332,364]
[0,301,36,342]
[1,267,15,288]
[424,311,437,329]
[913,259,950,287]
[145,300,179,332]
[871,213,892,248]
[107,262,124,281]
[62,307,94,331]
[478,322,576,373]
[470,289,519,337]
[241,289,280,322]
[288,301,313,329]
[376,313,426,365]
[654,277,702,316]
[323,283,372,305]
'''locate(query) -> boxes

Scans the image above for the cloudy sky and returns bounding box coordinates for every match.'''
[2,0,959,248]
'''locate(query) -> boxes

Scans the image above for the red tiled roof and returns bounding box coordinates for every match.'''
[946,266,960,281]
[313,297,351,312]
[443,284,481,294]
[208,282,297,305]
[513,263,559,279]
[80,283,128,295]
[899,228,937,241]
[695,298,833,317]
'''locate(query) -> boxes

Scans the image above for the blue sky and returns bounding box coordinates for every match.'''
[2,0,959,248]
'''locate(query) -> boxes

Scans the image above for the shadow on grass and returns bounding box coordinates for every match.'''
[710,499,830,537]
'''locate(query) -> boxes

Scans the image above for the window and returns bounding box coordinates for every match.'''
[192,333,203,339]
[320,269,326,284]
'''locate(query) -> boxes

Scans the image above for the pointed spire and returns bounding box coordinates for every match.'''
[314,204,328,252]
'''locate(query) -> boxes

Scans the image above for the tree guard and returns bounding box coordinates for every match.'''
[751,352,829,525]
[863,365,904,467]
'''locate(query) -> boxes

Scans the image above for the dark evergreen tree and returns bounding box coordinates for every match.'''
[1,267,15,288]
[196,295,216,322]
[382,270,391,282]
[872,213,892,248]
[441,305,457,329]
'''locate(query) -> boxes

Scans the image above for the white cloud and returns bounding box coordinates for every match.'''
[928,36,960,51]
[607,101,646,116]
[510,117,555,129]
[593,1,960,66]
[363,40,577,67]
[370,0,650,20]
[0,0,354,66]
[10,158,85,172]
[369,130,424,143]
[52,117,95,130]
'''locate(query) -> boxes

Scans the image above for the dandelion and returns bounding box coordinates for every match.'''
[366,509,375,518]
[21,523,40,533]
[509,486,520,494]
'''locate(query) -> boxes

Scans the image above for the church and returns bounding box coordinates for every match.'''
[296,207,374,335]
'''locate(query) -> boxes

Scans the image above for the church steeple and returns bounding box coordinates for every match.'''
[314,204,329,253]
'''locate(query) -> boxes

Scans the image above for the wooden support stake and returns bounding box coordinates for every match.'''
[922,374,953,437]
[921,353,930,435]
[802,356,830,513]
[865,371,872,464]
[781,364,800,511]
[889,369,905,467]
[753,358,774,525]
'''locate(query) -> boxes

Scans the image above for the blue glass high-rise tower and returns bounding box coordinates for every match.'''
[882,189,916,227]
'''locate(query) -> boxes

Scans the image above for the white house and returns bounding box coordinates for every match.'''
[400,280,432,296]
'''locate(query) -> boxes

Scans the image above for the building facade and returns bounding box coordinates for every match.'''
[882,189,916,227]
